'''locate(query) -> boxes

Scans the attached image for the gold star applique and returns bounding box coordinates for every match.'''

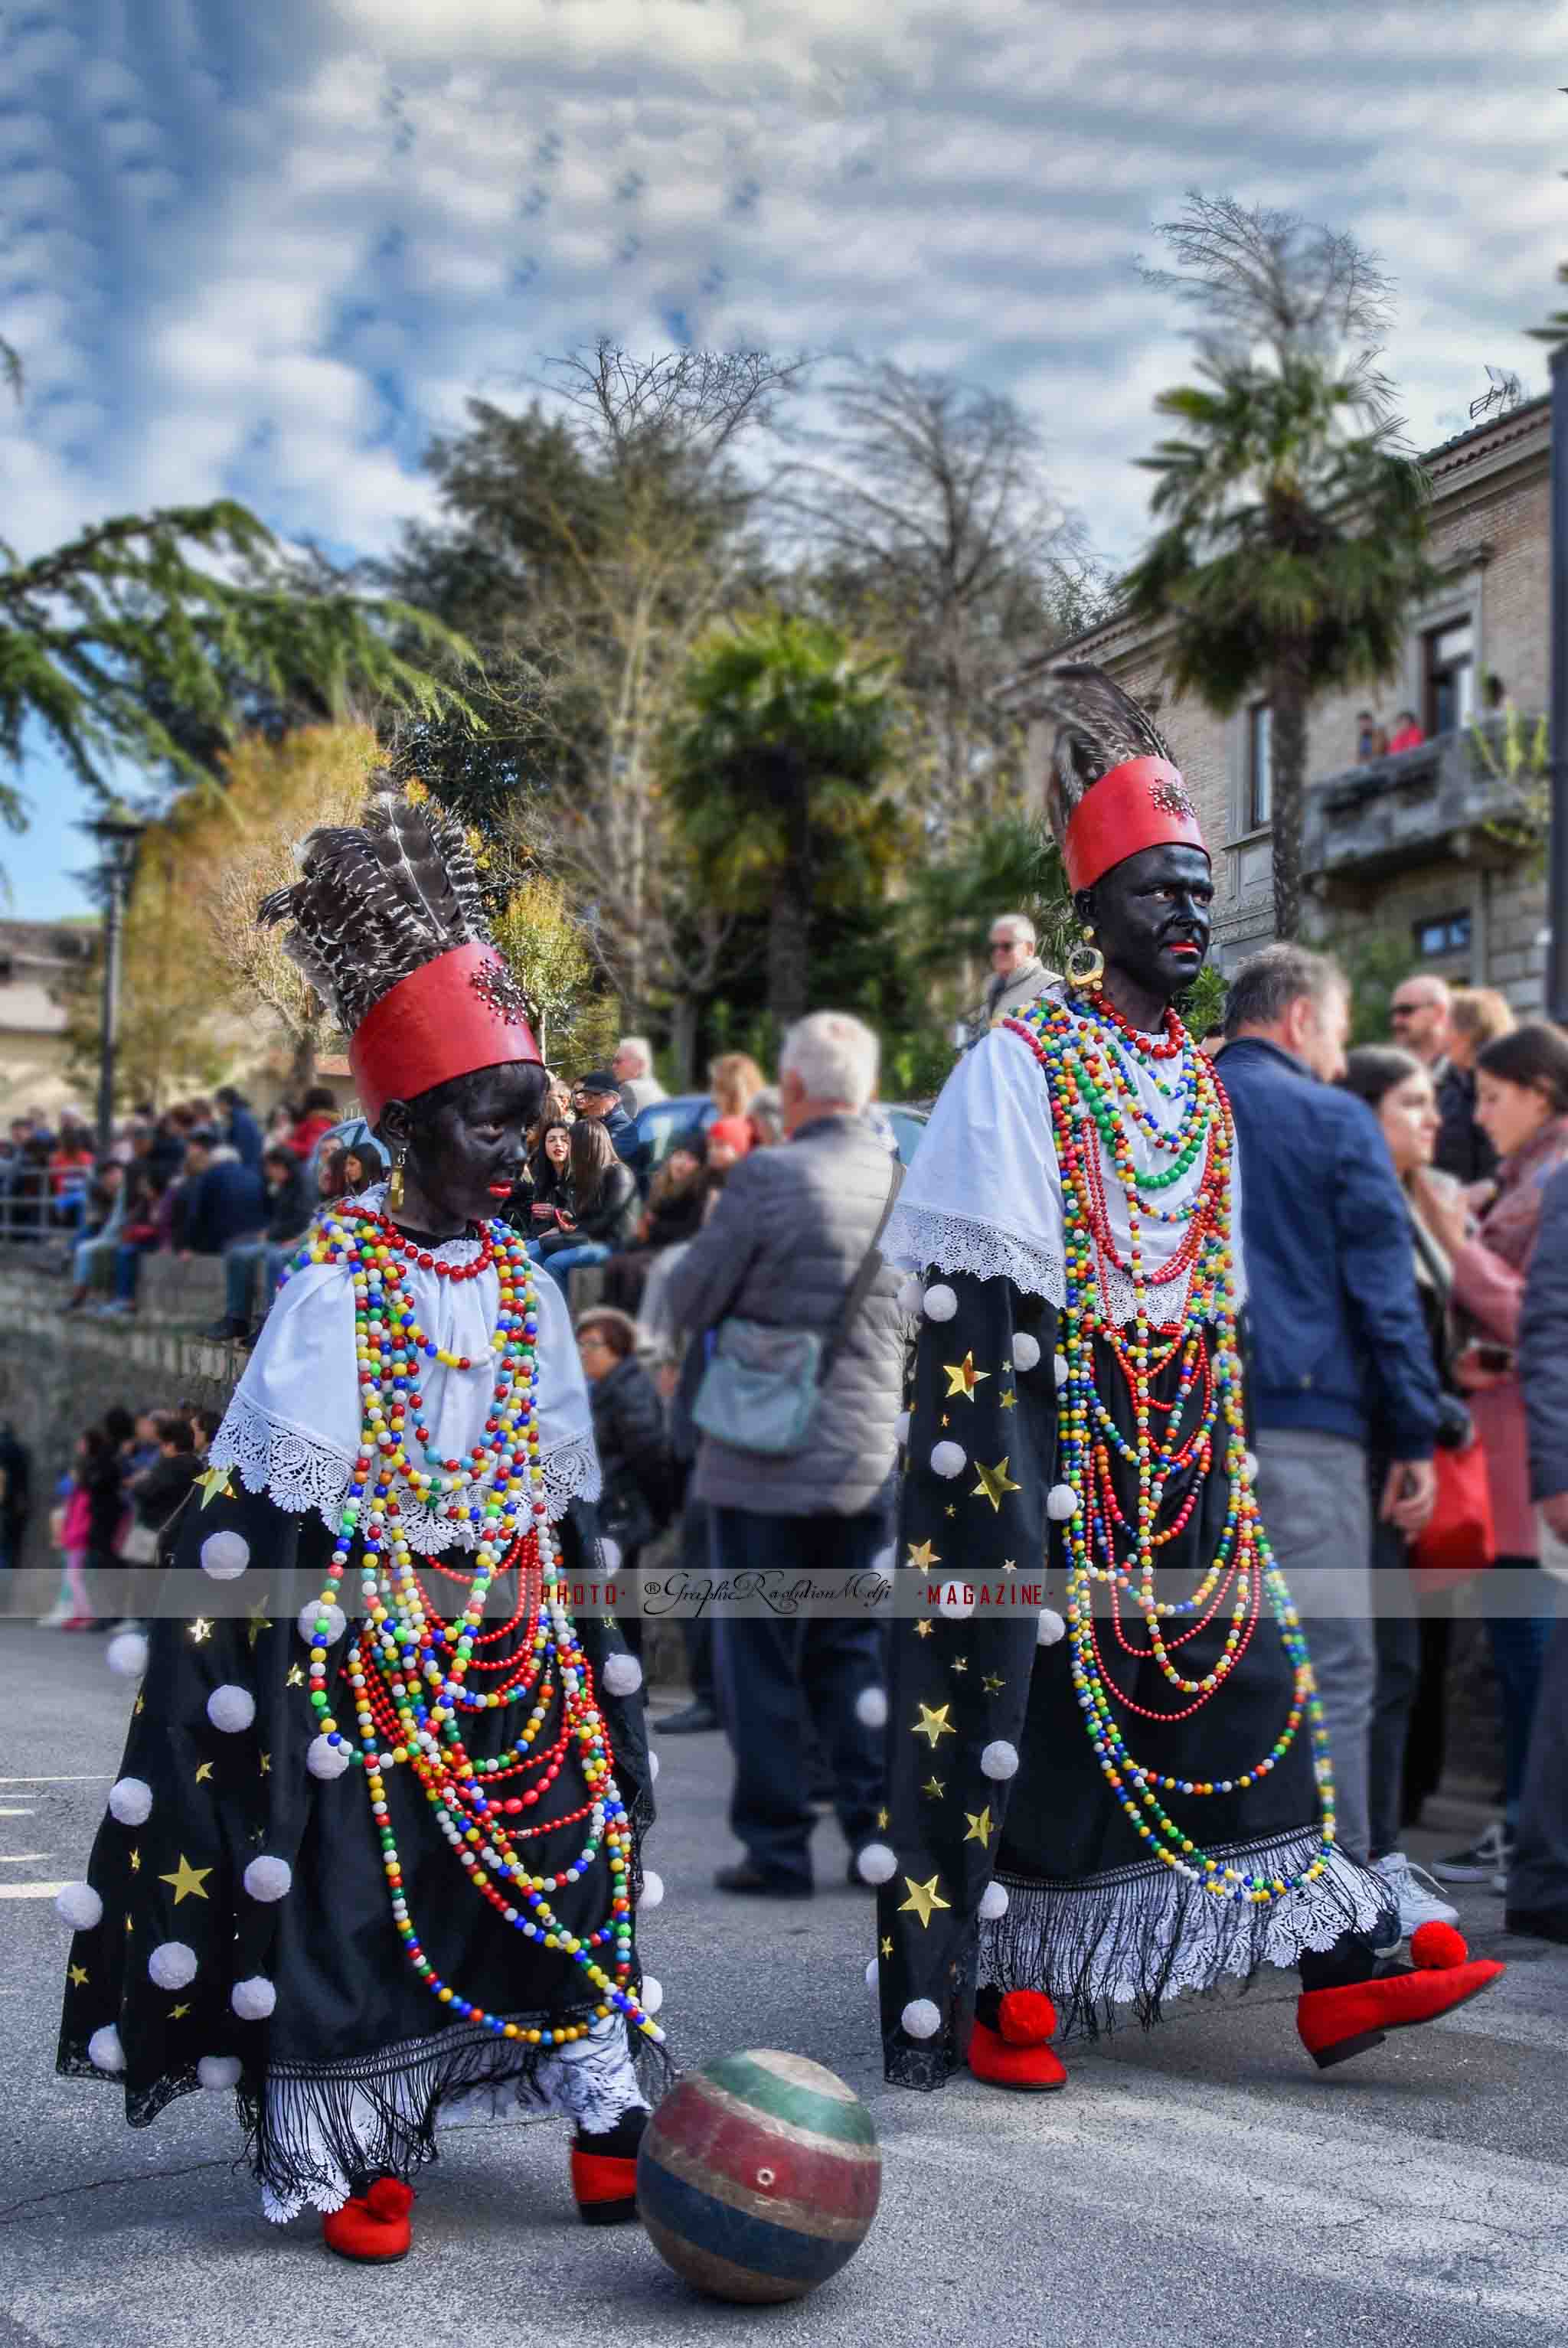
[880,1936,893,1960]
[258,1752,271,1776]
[125,1912,133,1935]
[189,1618,213,1645]
[68,1964,88,1988]
[128,1847,140,1873]
[964,1806,995,1847]
[922,1775,946,1800]
[983,1671,1005,1694]
[899,1873,951,1928]
[246,1601,273,1649]
[876,1807,890,1832]
[159,1854,212,1905]
[1001,1558,1018,1575]
[940,1413,950,1427]
[913,1619,934,1639]
[133,1693,145,1716]
[999,1388,1017,1412]
[972,1458,1021,1513]
[1001,1358,1013,1374]
[194,1762,214,1785]
[944,1504,956,1518]
[913,1702,956,1748]
[950,1655,969,1674]
[286,1664,305,1689]
[168,2003,191,2020]
[906,1540,941,1574]
[195,1465,236,1509]
[943,1353,991,1401]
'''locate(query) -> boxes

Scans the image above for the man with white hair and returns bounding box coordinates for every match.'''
[961,913,1054,1050]
[666,1011,904,1897]
[612,1037,666,1118]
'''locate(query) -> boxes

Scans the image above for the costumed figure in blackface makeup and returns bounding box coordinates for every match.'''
[867,667,1502,2092]
[56,784,665,2258]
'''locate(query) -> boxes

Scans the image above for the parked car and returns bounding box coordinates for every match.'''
[629,1092,929,1177]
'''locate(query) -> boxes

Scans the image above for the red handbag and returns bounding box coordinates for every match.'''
[1410,1435,1496,1592]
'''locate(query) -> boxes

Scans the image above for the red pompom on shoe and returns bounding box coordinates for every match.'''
[968,2016,1067,2093]
[997,1990,1057,2046]
[322,2177,414,2263]
[1410,1921,1468,1971]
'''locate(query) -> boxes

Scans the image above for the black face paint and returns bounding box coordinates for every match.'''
[390,1061,545,1233]
[1081,844,1214,1011]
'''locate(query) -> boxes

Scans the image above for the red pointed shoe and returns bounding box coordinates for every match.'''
[322,2177,415,2262]
[1298,1922,1505,2071]
[570,2106,648,2226]
[967,1989,1067,2093]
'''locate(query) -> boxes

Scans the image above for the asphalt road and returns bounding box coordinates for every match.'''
[3,1621,1567,2348]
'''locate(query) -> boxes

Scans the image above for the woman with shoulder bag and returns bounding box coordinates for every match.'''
[1339,1051,1478,1929]
[1410,1022,1568,1887]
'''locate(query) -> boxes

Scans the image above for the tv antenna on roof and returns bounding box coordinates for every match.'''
[1469,365,1523,423]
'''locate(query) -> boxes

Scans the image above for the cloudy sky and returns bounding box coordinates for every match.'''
[2,0,1562,914]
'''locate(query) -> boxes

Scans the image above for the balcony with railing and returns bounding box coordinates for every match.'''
[1302,715,1544,891]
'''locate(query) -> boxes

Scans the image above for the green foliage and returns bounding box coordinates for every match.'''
[662,612,906,1025]
[1121,351,1436,938]
[489,870,617,1073]
[1473,706,1552,874]
[1176,962,1228,1041]
[903,810,1074,971]
[0,502,478,814]
[1318,921,1424,1048]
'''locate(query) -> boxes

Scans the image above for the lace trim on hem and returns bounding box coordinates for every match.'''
[208,1399,601,1548]
[882,1202,1193,1329]
[248,2009,661,2222]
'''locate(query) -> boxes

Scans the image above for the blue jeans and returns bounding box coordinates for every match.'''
[535,1240,612,1297]
[225,1239,289,1323]
[1486,1560,1558,1824]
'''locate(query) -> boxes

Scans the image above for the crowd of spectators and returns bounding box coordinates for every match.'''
[24,1396,221,1631]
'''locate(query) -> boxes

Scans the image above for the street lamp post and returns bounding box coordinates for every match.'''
[83,803,148,1156]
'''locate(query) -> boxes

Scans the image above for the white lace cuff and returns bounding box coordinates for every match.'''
[209,1396,602,1552]
[883,1203,1067,1307]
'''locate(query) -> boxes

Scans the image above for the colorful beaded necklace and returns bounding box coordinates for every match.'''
[1004,991,1337,1908]
[286,1203,663,2049]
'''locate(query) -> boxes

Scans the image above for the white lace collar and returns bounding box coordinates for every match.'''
[210,1195,600,1548]
[882,996,1246,1326]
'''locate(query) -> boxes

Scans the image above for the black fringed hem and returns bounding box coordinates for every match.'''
[244,2003,670,2210]
[881,1831,1397,2085]
[984,1830,1396,2041]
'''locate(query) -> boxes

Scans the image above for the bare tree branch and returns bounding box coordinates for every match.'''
[1135,191,1397,371]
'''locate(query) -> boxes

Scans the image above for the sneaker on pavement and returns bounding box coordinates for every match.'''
[1430,1821,1513,1884]
[1373,1850,1460,1935]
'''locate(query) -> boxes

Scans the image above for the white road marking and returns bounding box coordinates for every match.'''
[0,1851,50,1863]
[0,1804,34,1815]
[871,2064,1568,2326]
[0,1880,70,1899]
[0,1775,109,1785]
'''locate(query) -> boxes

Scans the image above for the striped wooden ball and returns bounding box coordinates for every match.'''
[637,2049,882,2304]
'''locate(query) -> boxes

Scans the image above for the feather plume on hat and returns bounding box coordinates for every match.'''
[1032,663,1176,860]
[258,779,498,1037]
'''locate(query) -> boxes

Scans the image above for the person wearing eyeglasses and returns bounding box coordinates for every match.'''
[1387,975,1452,1076]
[956,913,1054,1051]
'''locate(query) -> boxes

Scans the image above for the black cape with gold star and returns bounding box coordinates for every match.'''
[876,1271,1392,2087]
[56,1482,657,2195]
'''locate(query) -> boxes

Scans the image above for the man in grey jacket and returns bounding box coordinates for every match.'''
[666,1011,903,1896]
[959,913,1055,1050]
[1507,1161,1568,1941]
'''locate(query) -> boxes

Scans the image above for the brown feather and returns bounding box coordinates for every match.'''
[1032,663,1177,854]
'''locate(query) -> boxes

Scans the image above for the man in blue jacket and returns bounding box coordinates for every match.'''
[1220,943,1439,1891]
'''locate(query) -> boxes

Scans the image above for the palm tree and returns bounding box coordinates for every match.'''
[1121,353,1436,939]
[663,614,902,1027]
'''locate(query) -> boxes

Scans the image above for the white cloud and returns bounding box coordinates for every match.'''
[0,0,1554,579]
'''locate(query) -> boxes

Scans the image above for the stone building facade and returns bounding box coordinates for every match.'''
[1006,392,1552,1004]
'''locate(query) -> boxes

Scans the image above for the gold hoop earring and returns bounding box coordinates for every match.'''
[387,1148,407,1215]
[1066,923,1104,991]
